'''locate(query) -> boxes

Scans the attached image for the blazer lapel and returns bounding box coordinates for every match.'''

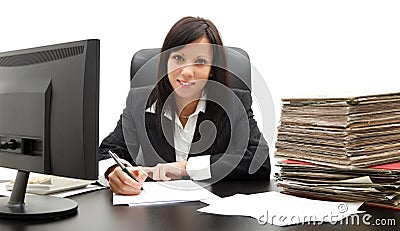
[160,115,176,162]
[189,112,214,157]
[144,113,176,164]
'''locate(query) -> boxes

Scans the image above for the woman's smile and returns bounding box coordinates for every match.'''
[177,79,196,87]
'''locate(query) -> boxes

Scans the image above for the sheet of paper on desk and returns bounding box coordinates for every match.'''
[198,191,364,226]
[0,167,17,181]
[113,180,219,206]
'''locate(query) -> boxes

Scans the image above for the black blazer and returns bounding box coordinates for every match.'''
[98,86,270,181]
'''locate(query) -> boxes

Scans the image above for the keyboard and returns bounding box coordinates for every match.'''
[6,174,94,195]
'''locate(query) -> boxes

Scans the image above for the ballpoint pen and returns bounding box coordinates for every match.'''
[108,150,144,191]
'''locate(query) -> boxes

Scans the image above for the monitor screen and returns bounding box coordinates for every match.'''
[0,39,99,219]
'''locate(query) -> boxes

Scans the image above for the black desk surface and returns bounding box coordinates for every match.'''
[0,180,399,231]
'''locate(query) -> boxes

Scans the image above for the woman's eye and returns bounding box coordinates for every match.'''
[196,59,207,65]
[172,55,184,62]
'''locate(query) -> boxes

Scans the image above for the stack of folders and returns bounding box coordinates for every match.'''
[275,92,400,167]
[274,92,400,209]
[276,160,400,210]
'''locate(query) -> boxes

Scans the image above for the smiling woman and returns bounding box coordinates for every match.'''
[167,38,213,127]
[97,16,271,196]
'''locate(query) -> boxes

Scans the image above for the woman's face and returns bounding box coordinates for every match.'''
[167,37,213,99]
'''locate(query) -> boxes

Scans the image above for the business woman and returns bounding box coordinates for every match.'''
[98,16,271,195]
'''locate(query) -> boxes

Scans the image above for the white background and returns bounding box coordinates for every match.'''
[1,0,400,176]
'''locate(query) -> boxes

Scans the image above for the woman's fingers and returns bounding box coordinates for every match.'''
[152,165,160,181]
[140,167,154,179]
[109,162,187,191]
[109,178,142,195]
[129,167,148,183]
[108,167,144,195]
[115,168,141,189]
[159,165,171,181]
[136,171,148,183]
[151,163,185,181]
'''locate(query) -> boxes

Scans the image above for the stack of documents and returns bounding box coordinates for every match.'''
[275,92,400,167]
[276,160,400,209]
[274,92,400,209]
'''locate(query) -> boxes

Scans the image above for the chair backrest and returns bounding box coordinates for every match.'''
[130,47,251,91]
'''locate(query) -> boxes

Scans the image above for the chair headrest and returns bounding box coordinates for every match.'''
[130,47,251,91]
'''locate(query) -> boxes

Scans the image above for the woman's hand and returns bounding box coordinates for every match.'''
[107,166,149,195]
[148,161,189,181]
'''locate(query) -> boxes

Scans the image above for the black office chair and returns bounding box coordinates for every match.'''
[130,47,251,91]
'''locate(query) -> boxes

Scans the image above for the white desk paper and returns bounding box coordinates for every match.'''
[0,167,17,181]
[198,191,363,226]
[113,180,219,206]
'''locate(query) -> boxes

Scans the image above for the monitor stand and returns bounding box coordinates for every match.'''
[0,170,78,219]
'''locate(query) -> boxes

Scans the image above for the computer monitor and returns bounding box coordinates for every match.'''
[0,39,99,219]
